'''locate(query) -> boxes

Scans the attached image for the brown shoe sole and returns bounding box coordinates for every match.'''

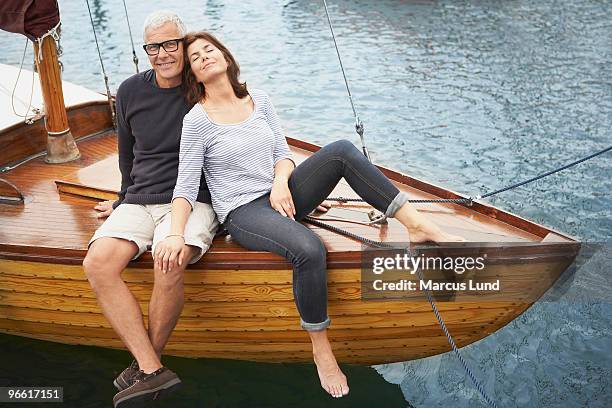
[113,378,182,408]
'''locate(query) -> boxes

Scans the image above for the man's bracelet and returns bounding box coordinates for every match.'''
[167,233,185,240]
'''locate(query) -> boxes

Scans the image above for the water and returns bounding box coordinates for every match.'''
[1,0,611,406]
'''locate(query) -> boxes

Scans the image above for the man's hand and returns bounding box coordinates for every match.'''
[94,200,114,218]
[153,236,187,274]
[270,176,295,219]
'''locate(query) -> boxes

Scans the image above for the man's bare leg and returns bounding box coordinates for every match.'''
[148,245,196,358]
[308,329,349,398]
[83,237,161,373]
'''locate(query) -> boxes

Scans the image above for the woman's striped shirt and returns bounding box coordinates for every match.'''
[173,89,294,223]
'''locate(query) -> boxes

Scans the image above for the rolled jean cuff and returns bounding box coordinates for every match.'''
[300,316,331,332]
[385,192,409,218]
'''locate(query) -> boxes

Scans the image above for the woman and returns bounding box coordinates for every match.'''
[154,31,463,399]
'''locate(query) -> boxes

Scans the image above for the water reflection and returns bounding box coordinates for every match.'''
[90,0,109,32]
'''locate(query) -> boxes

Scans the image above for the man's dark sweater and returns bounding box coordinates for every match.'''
[114,69,211,209]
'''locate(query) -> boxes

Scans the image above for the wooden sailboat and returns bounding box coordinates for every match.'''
[0,3,579,365]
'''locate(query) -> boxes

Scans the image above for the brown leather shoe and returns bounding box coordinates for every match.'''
[112,367,181,408]
[113,360,139,391]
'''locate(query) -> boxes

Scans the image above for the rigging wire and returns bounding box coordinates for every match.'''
[326,144,612,205]
[121,0,139,73]
[85,0,116,128]
[322,0,369,160]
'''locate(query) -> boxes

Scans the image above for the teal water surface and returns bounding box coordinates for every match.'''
[0,0,610,407]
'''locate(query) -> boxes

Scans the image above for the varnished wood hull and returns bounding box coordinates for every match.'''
[0,94,580,365]
[0,242,578,364]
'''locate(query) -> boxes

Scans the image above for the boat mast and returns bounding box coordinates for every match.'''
[32,33,80,163]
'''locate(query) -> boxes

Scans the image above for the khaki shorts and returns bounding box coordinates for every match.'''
[89,202,218,263]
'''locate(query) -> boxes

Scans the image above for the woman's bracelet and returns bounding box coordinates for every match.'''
[167,233,185,240]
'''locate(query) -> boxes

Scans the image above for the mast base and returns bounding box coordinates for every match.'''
[45,130,81,164]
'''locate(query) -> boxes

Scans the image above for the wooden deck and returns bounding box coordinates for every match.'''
[0,130,547,261]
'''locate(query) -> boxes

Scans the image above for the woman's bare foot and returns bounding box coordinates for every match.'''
[313,200,332,213]
[308,330,349,398]
[313,350,349,398]
[395,204,465,243]
[407,221,465,243]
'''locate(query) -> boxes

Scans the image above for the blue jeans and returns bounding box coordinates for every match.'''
[224,140,409,331]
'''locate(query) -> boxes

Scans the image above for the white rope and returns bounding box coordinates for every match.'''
[34,20,62,62]
[8,20,64,126]
[6,17,65,126]
[9,39,40,124]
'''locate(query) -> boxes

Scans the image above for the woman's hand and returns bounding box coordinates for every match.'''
[153,235,187,274]
[270,176,295,219]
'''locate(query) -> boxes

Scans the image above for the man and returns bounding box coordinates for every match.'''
[82,10,217,408]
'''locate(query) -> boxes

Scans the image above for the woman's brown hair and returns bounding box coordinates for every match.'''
[182,31,248,106]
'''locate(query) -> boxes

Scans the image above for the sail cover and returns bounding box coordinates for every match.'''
[0,0,60,40]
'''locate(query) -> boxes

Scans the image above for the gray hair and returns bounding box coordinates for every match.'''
[143,10,186,42]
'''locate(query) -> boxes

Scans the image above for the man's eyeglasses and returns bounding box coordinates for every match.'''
[143,38,182,56]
